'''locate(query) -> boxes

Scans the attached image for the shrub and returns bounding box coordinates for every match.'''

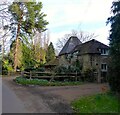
[108,65,120,93]
[24,66,45,72]
[2,59,14,75]
[54,65,82,75]
[54,65,68,74]
[83,68,96,82]
[35,67,45,72]
[24,66,35,72]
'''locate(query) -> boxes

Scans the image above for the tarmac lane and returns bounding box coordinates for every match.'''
[2,82,28,113]
[1,77,109,114]
[2,77,73,113]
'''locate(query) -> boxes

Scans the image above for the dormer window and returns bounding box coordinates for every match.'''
[100,49,108,55]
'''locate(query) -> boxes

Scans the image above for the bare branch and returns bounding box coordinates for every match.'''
[56,30,97,53]
[0,7,8,12]
[0,30,10,39]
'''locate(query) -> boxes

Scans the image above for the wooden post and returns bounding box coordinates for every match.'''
[21,71,24,77]
[30,71,32,79]
[75,71,77,81]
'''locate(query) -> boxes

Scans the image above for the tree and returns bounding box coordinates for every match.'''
[46,42,55,63]
[32,30,50,65]
[107,0,120,93]
[0,3,11,58]
[56,30,97,52]
[8,2,48,71]
[21,43,36,69]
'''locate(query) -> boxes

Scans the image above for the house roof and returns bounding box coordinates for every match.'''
[58,36,82,56]
[71,39,109,55]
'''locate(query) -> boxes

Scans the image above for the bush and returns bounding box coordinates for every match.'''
[83,68,96,82]
[35,67,45,72]
[24,66,45,72]
[54,65,81,75]
[24,66,35,72]
[54,65,68,74]
[2,59,14,75]
[108,65,120,93]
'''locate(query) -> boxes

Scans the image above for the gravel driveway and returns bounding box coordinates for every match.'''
[2,77,109,113]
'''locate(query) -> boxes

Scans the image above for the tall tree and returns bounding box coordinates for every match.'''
[8,2,48,71]
[46,42,55,63]
[107,0,120,93]
[22,43,36,69]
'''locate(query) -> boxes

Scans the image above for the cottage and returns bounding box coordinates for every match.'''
[58,36,82,66]
[58,37,109,83]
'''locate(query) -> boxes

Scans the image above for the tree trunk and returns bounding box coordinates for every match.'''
[14,10,23,72]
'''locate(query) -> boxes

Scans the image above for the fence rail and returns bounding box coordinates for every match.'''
[21,71,80,81]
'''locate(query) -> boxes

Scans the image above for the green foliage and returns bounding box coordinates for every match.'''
[46,42,55,63]
[83,68,96,82]
[8,2,48,71]
[15,77,48,85]
[107,1,120,93]
[35,67,45,72]
[9,2,48,37]
[72,59,83,74]
[15,76,82,86]
[24,66,45,72]
[22,43,36,69]
[54,65,82,75]
[71,93,118,113]
[54,65,67,74]
[2,59,13,75]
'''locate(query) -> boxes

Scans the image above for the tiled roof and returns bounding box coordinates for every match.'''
[59,36,82,56]
[71,39,109,55]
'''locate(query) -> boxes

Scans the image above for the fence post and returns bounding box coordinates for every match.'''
[75,71,77,81]
[30,71,32,79]
[21,71,24,77]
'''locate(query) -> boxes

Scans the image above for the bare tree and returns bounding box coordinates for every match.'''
[56,29,97,52]
[32,29,50,64]
[0,2,11,58]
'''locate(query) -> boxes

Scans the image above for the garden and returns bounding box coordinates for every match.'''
[13,62,97,86]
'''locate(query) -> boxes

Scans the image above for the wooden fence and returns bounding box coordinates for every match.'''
[21,71,80,81]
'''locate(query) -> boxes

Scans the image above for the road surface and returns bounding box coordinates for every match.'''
[2,77,109,113]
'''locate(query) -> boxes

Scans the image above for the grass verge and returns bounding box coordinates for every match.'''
[14,76,83,86]
[71,92,119,113]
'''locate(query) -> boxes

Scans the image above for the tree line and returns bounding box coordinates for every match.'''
[0,2,55,73]
[0,0,119,94]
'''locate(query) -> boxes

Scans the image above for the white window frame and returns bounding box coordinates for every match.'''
[100,49,108,55]
[101,63,107,71]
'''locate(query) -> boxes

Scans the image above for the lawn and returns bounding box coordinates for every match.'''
[14,76,83,86]
[71,92,119,113]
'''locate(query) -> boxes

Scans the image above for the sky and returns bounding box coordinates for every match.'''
[40,0,113,47]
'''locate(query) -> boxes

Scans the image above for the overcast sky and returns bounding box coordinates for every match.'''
[40,0,113,47]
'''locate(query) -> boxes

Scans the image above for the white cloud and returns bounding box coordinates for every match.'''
[90,26,110,45]
[40,0,113,45]
[42,0,113,28]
